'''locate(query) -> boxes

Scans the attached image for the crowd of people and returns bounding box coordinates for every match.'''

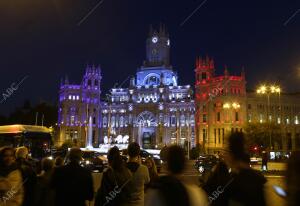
[0,132,300,206]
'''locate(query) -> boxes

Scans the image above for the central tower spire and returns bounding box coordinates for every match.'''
[144,24,170,67]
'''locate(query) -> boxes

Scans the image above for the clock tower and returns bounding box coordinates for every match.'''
[144,24,170,67]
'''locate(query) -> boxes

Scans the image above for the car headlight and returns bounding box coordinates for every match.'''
[47,156,53,160]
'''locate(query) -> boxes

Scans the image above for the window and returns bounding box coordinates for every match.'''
[70,116,75,125]
[203,114,207,123]
[120,116,124,127]
[248,104,251,109]
[180,115,185,126]
[190,115,195,126]
[88,79,92,86]
[214,129,216,144]
[145,75,160,86]
[103,116,107,127]
[295,116,299,125]
[235,112,239,122]
[248,114,252,123]
[171,115,176,126]
[202,105,206,112]
[277,117,281,124]
[201,72,207,80]
[222,128,225,144]
[295,133,300,149]
[95,80,98,86]
[259,114,263,123]
[217,112,221,122]
[202,129,206,143]
[111,116,115,127]
[93,117,96,124]
[218,128,221,144]
[287,133,292,150]
[92,130,96,144]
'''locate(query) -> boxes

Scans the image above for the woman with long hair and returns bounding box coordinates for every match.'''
[94,146,131,206]
[144,157,158,190]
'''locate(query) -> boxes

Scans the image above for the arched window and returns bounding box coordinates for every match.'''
[136,111,156,127]
[143,73,160,86]
[103,116,107,127]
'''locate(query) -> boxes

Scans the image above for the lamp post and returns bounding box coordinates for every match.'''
[223,101,241,148]
[256,84,281,150]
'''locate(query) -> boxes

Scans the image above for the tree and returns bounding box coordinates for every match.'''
[3,101,57,127]
[244,122,282,150]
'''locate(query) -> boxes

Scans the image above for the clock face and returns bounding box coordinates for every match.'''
[152,36,158,43]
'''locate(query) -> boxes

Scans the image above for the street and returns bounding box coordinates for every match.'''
[91,160,286,205]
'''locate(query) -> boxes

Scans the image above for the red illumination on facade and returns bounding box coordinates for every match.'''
[194,55,246,147]
[195,56,214,71]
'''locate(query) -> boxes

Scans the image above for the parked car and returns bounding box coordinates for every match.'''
[80,150,108,172]
[250,156,262,165]
[194,155,219,174]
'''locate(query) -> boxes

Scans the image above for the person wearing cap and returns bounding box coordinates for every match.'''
[51,147,94,206]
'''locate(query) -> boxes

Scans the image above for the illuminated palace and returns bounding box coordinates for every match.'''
[101,26,195,149]
[58,26,195,148]
[57,26,300,152]
[195,56,300,153]
[58,66,102,146]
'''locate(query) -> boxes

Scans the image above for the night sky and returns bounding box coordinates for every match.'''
[0,0,299,115]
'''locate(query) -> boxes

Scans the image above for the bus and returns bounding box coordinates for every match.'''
[0,124,52,159]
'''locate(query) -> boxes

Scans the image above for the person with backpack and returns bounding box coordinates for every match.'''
[145,145,208,206]
[94,146,132,206]
[125,142,150,206]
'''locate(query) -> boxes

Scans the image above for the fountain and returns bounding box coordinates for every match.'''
[86,116,93,149]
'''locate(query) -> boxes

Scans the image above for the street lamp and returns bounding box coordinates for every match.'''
[223,102,241,125]
[256,84,281,150]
